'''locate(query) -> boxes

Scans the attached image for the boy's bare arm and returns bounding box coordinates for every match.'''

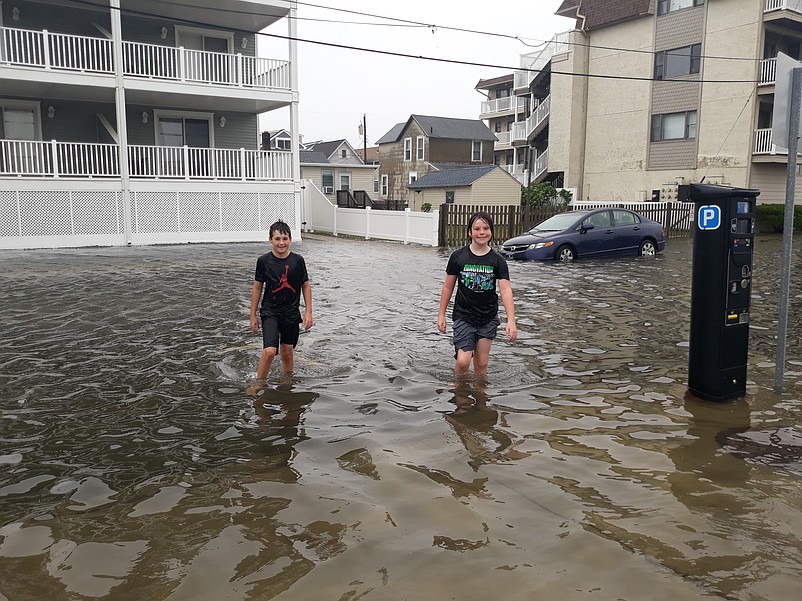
[498,279,517,342]
[301,280,313,330]
[250,281,264,332]
[437,275,457,333]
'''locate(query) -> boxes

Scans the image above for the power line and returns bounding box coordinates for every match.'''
[60,0,764,84]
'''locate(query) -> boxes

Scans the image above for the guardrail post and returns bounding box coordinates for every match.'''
[333,203,338,237]
[365,206,371,240]
[404,207,411,244]
[43,30,51,69]
[183,145,190,180]
[50,140,59,178]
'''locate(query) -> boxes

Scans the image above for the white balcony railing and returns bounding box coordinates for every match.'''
[480,96,526,116]
[754,128,788,154]
[765,0,802,13]
[0,140,119,177]
[502,164,528,185]
[515,31,570,90]
[0,140,292,180]
[0,26,291,90]
[511,95,551,143]
[533,149,549,179]
[494,131,511,145]
[760,58,777,85]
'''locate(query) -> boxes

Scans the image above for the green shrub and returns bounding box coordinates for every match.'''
[420,202,432,213]
[521,182,571,209]
[755,204,802,232]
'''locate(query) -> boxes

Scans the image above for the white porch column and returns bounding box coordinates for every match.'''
[289,1,302,237]
[110,0,132,244]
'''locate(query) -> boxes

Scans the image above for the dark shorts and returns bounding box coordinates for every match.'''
[452,318,499,357]
[261,315,300,349]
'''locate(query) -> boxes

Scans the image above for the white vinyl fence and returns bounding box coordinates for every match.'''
[302,180,439,246]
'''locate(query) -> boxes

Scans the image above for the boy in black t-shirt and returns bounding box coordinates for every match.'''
[437,212,517,376]
[249,221,313,384]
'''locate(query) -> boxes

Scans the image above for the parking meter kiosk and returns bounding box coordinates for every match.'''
[688,183,759,402]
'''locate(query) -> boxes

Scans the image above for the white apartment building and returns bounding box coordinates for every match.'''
[496,0,801,204]
[0,0,300,249]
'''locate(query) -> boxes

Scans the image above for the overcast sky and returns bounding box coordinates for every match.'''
[257,0,575,149]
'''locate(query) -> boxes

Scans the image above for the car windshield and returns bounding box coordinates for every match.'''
[528,212,583,233]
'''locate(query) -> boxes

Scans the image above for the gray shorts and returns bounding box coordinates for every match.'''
[453,318,499,357]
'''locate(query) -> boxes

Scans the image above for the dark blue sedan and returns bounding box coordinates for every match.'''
[500,208,666,262]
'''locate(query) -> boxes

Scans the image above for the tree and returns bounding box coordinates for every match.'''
[521,182,572,209]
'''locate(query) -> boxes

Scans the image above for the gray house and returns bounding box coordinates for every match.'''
[1,0,300,249]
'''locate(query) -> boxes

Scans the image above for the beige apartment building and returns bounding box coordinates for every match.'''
[497,0,801,204]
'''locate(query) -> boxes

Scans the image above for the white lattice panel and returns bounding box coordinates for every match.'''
[260,192,295,230]
[133,192,179,233]
[0,191,20,236]
[72,192,122,235]
[178,192,219,233]
[220,192,260,232]
[19,191,72,236]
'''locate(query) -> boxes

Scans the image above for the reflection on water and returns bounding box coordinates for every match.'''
[1,235,801,600]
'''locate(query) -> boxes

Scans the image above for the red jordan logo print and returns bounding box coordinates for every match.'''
[272,265,296,294]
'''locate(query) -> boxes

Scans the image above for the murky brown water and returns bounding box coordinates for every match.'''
[1,234,801,601]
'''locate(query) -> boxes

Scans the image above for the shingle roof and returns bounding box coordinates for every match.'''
[375,122,406,145]
[475,74,514,90]
[377,115,496,144]
[309,139,346,158]
[429,162,485,171]
[300,150,329,164]
[407,165,498,189]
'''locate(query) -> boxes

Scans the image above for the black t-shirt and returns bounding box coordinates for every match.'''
[446,246,510,326]
[254,251,309,321]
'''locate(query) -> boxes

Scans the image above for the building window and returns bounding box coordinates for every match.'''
[650,111,697,142]
[654,44,701,79]
[416,136,424,160]
[472,140,482,161]
[276,138,291,150]
[374,178,379,193]
[445,191,455,204]
[322,169,334,194]
[494,122,502,133]
[341,149,347,158]
[409,171,417,184]
[657,0,704,16]
[381,174,388,196]
[340,172,351,192]
[404,137,412,161]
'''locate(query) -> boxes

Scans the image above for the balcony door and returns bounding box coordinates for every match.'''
[0,103,40,175]
[176,28,233,84]
[155,112,213,177]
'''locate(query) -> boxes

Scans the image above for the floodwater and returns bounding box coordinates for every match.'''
[1,233,801,601]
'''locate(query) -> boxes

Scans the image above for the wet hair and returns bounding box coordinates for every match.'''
[269,220,291,239]
[467,211,494,241]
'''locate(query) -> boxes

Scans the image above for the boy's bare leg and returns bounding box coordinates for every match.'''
[472,338,493,376]
[257,347,278,380]
[454,349,473,375]
[279,343,294,374]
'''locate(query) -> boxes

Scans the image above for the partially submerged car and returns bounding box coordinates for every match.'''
[500,208,666,262]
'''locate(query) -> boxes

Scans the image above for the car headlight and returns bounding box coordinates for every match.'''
[528,241,554,250]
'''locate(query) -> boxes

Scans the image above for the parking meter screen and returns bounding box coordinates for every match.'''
[737,200,751,214]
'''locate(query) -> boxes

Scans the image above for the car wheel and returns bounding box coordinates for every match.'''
[556,244,575,262]
[639,239,657,257]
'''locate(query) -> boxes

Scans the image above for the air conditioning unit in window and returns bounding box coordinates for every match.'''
[323,186,334,194]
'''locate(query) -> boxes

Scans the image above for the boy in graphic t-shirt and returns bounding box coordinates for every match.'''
[437,211,517,376]
[249,221,313,383]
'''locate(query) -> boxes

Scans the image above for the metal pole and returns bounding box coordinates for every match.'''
[363,114,367,164]
[774,67,801,393]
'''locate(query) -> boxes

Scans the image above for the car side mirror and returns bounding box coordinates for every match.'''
[581,223,594,232]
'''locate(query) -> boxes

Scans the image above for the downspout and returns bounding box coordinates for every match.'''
[109,0,132,244]
[574,2,589,199]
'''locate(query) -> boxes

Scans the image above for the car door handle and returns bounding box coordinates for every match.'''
[605,229,614,234]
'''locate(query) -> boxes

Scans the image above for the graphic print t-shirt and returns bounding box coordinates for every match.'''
[254,251,309,321]
[445,246,510,326]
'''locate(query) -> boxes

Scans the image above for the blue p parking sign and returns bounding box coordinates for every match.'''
[698,205,721,230]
